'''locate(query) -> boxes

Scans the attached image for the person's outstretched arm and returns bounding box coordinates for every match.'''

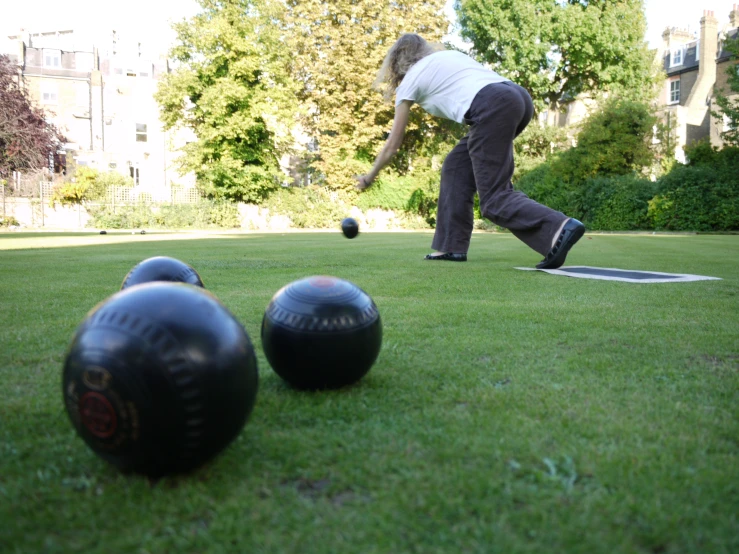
[355,100,412,190]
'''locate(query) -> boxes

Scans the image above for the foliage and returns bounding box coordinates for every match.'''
[285,0,451,189]
[261,186,350,228]
[574,174,657,231]
[513,160,573,214]
[554,97,658,182]
[455,0,656,112]
[653,107,679,175]
[357,165,440,212]
[648,143,739,231]
[711,35,739,146]
[517,97,662,216]
[50,167,133,206]
[87,200,241,229]
[509,98,739,232]
[0,54,66,179]
[86,204,157,229]
[513,122,570,182]
[156,0,298,202]
[406,187,438,227]
[50,180,88,206]
[0,215,20,227]
[683,139,718,166]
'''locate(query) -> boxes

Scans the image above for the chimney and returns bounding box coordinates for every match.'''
[661,26,695,67]
[730,4,739,28]
[662,26,694,50]
[699,10,719,71]
[16,28,26,69]
[686,10,719,110]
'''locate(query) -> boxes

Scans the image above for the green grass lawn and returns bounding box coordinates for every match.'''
[1,230,737,554]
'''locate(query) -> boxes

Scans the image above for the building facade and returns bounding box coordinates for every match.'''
[660,6,739,160]
[2,29,194,192]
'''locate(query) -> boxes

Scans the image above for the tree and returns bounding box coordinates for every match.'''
[156,0,299,202]
[454,0,656,112]
[558,97,658,182]
[712,35,739,147]
[0,54,65,182]
[515,97,665,214]
[285,0,453,189]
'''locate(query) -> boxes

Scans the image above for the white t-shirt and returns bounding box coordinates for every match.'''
[395,50,510,124]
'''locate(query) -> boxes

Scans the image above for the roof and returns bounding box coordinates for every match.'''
[718,28,739,62]
[665,28,739,76]
[664,41,699,76]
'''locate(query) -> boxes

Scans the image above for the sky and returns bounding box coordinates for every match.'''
[1,0,737,55]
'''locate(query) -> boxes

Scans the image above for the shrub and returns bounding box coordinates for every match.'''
[354,173,422,212]
[406,188,438,227]
[87,200,242,229]
[558,98,657,183]
[87,204,157,229]
[51,167,133,206]
[647,142,739,231]
[514,160,574,215]
[684,141,739,172]
[575,175,657,231]
[207,200,241,228]
[648,167,739,232]
[513,123,569,181]
[262,186,350,228]
[0,215,20,227]
[400,167,441,228]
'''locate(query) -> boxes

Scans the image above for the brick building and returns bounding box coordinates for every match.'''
[660,5,739,160]
[2,29,194,190]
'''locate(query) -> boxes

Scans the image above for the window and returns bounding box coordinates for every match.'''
[41,83,58,104]
[670,47,684,67]
[669,80,680,104]
[44,49,61,68]
[135,123,148,142]
[130,167,140,186]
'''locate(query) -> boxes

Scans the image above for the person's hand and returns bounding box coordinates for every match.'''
[354,174,374,191]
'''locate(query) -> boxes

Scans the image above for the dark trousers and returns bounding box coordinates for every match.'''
[431,82,567,256]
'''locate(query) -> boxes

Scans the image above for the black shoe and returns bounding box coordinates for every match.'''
[424,252,467,262]
[536,219,585,269]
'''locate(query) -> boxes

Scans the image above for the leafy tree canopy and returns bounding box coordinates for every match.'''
[156,0,299,202]
[455,0,657,112]
[284,0,453,189]
[158,0,457,195]
[712,35,739,146]
[0,54,65,181]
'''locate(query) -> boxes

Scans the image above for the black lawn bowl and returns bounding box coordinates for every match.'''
[122,256,204,289]
[99,231,107,235]
[261,276,382,390]
[62,283,259,477]
[341,217,359,239]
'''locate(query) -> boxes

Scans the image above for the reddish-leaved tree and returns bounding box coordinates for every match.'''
[0,54,65,181]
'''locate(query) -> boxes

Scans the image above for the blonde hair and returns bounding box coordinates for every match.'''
[373,34,445,102]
